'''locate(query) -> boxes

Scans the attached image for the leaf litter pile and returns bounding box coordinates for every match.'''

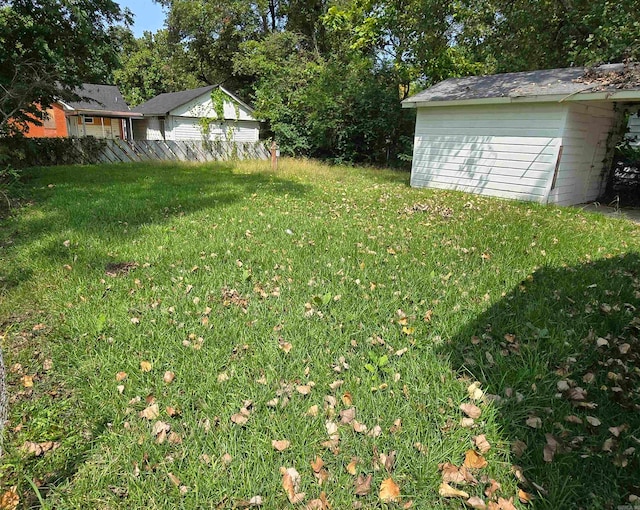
[0,160,639,508]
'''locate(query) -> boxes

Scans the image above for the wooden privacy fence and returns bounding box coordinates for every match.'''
[96,139,270,164]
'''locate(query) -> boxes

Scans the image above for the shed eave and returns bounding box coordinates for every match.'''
[403,90,640,109]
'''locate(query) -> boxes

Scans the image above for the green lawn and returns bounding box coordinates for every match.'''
[1,159,639,509]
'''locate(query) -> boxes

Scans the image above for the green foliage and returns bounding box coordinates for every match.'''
[0,137,107,169]
[113,30,203,107]
[210,88,226,119]
[0,0,129,136]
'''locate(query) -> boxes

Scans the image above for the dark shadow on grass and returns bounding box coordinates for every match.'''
[441,254,640,509]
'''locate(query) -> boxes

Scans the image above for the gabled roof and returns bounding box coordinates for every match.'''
[132,85,255,117]
[62,84,138,116]
[403,63,640,108]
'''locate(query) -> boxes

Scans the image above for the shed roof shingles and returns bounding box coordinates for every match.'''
[404,63,640,105]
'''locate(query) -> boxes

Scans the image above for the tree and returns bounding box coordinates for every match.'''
[0,0,130,136]
[455,0,640,72]
[113,29,203,107]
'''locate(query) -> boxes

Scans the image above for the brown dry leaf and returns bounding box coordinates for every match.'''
[0,487,19,510]
[466,496,487,509]
[609,424,628,437]
[461,417,475,428]
[168,472,181,487]
[463,450,488,469]
[346,458,358,475]
[279,341,293,353]
[440,462,478,485]
[272,440,291,452]
[460,403,482,419]
[339,408,356,425]
[139,403,160,420]
[281,467,306,504]
[518,489,534,504]
[306,405,319,417]
[168,432,182,445]
[305,492,329,510]
[231,413,249,426]
[586,416,601,427]
[511,440,527,457]
[355,474,372,496]
[310,456,324,473]
[329,380,344,390]
[543,434,559,463]
[222,453,233,465]
[468,382,484,401]
[21,441,60,457]
[565,415,583,425]
[163,371,175,384]
[474,435,491,453]
[379,478,401,503]
[484,479,501,498]
[341,392,353,406]
[297,385,312,395]
[368,425,382,438]
[21,375,34,388]
[352,420,368,433]
[439,482,470,499]
[115,371,128,382]
[140,361,152,372]
[390,418,402,434]
[496,497,517,510]
[525,416,542,428]
[325,421,338,435]
[166,406,180,417]
[237,495,264,507]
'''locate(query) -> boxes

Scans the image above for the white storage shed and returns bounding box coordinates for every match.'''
[402,64,640,206]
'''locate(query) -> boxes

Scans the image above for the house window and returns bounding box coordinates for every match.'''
[43,108,56,129]
[84,117,94,124]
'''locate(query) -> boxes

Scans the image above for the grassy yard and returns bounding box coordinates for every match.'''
[0,159,639,509]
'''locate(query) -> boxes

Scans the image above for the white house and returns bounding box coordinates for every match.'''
[402,64,640,206]
[132,85,260,142]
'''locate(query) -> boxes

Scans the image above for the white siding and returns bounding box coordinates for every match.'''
[627,113,640,145]
[548,102,615,206]
[167,117,259,142]
[410,104,565,202]
[170,90,255,121]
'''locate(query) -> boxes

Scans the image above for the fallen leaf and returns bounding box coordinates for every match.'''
[0,487,19,510]
[281,467,306,504]
[310,456,324,473]
[139,403,160,420]
[21,441,60,457]
[21,375,33,388]
[341,392,353,405]
[439,482,469,499]
[279,341,293,353]
[352,420,368,433]
[586,416,601,427]
[272,440,291,452]
[474,435,491,453]
[466,496,487,509]
[168,472,181,486]
[484,479,501,498]
[368,425,382,438]
[496,497,517,510]
[468,382,484,401]
[339,408,356,424]
[222,453,233,465]
[306,405,319,417]
[525,416,542,428]
[511,440,527,457]
[355,474,372,496]
[115,371,127,381]
[297,385,312,395]
[461,418,475,428]
[379,478,400,503]
[463,450,488,469]
[439,463,477,485]
[140,361,152,372]
[329,380,344,390]
[325,421,338,435]
[231,413,249,426]
[460,403,482,419]
[163,371,175,384]
[390,418,402,434]
[346,458,358,475]
[168,432,182,444]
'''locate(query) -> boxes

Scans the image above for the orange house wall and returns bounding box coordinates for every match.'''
[23,103,68,138]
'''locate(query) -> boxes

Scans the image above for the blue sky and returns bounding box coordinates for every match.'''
[118,0,167,37]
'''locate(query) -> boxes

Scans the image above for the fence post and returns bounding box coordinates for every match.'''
[270,140,278,171]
